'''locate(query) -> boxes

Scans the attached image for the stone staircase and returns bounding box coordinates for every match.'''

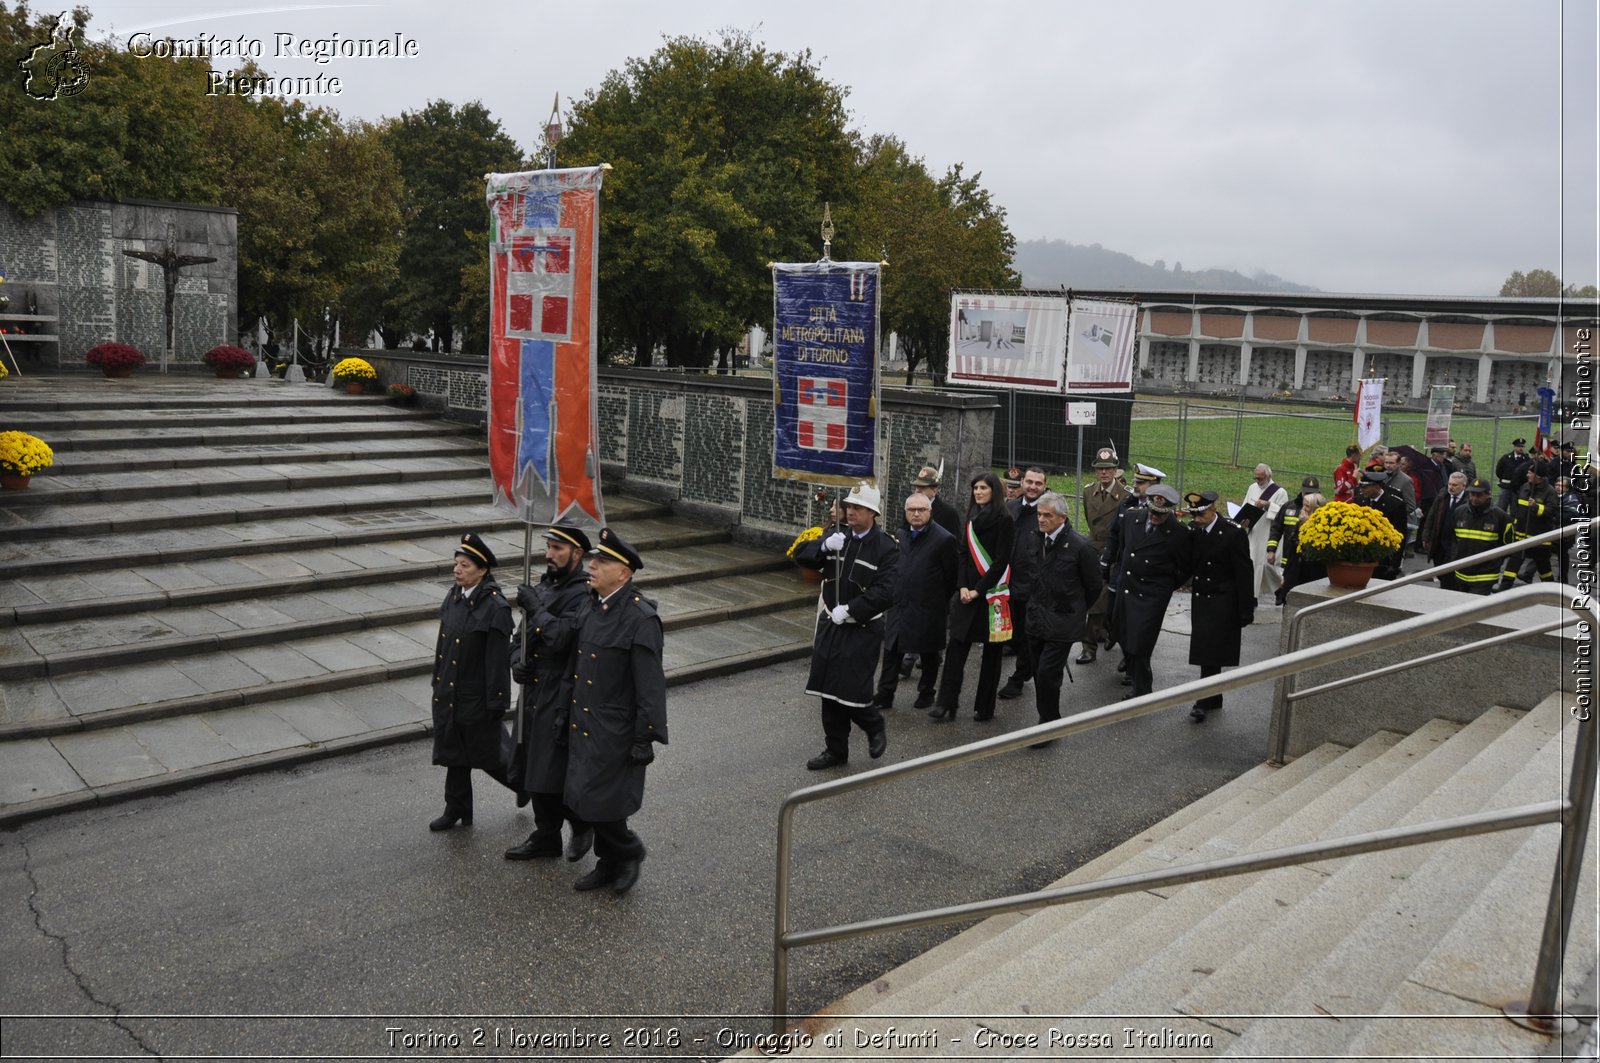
[0,378,818,825]
[772,691,1596,1059]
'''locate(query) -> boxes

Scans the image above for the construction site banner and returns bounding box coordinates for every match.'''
[947,293,1067,392]
[485,166,605,527]
[1064,297,1138,393]
[771,261,880,485]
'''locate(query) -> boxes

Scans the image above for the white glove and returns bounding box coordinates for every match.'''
[823,532,847,552]
[830,604,851,625]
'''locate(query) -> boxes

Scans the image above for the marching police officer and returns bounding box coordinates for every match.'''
[563,528,667,895]
[1183,492,1254,721]
[1355,469,1410,580]
[1103,484,1190,700]
[1078,447,1130,664]
[429,533,514,831]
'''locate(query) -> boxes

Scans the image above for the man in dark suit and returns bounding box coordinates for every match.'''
[1419,471,1469,582]
[563,529,668,895]
[794,481,898,770]
[1026,492,1102,742]
[873,492,957,711]
[998,466,1048,701]
[1103,484,1191,700]
[1356,469,1410,580]
[1182,492,1254,721]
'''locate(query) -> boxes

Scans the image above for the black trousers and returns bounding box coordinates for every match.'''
[1005,599,1033,684]
[590,818,645,867]
[938,638,1004,718]
[1125,653,1154,698]
[1195,663,1223,711]
[1029,638,1073,723]
[876,645,939,704]
[527,792,586,843]
[443,764,512,815]
[820,697,885,758]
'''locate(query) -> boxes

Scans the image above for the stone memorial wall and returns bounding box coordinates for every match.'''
[0,199,237,367]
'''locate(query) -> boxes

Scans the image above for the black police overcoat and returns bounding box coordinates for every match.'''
[885,521,958,656]
[431,577,513,769]
[1105,510,1191,657]
[509,564,592,795]
[796,523,900,707]
[562,588,669,823]
[1026,528,1104,646]
[1187,518,1254,667]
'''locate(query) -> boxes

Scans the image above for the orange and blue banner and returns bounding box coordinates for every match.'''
[486,167,605,526]
[772,261,880,485]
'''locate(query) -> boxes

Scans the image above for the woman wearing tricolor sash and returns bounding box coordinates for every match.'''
[931,472,1015,722]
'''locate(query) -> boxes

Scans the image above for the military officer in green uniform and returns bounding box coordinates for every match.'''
[563,528,667,895]
[429,533,514,831]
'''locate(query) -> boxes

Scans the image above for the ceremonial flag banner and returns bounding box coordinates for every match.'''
[1425,385,1455,448]
[1064,297,1138,392]
[485,167,605,526]
[772,261,880,484]
[946,293,1067,391]
[1355,378,1386,452]
[1535,384,1556,456]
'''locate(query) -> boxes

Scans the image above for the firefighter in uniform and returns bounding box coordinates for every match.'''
[794,481,897,769]
[429,533,514,831]
[1266,475,1319,602]
[1503,458,1560,585]
[563,528,667,895]
[1450,478,1513,594]
[1078,447,1130,663]
[1182,492,1254,721]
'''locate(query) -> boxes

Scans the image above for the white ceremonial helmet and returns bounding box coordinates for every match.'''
[843,481,882,514]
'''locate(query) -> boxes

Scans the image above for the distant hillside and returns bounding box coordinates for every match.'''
[1015,239,1319,294]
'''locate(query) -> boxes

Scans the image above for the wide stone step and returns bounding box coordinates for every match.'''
[0,564,819,737]
[1,385,389,412]
[0,474,499,543]
[1,454,489,506]
[0,496,670,582]
[0,539,804,687]
[0,603,819,827]
[6,399,427,433]
[24,417,477,455]
[45,436,485,476]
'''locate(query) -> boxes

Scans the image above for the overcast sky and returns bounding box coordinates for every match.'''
[87,0,1598,297]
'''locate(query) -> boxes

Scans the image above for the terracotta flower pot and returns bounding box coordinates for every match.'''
[343,382,366,395]
[0,471,30,491]
[1326,560,1378,590]
[102,366,134,379]
[215,368,242,379]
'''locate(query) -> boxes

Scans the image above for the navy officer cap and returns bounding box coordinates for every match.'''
[454,532,497,569]
[591,527,643,570]
[544,524,592,553]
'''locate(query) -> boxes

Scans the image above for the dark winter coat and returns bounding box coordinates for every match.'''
[509,563,591,795]
[1104,508,1191,657]
[1356,488,1410,580]
[1186,517,1254,668]
[1450,502,1513,593]
[1026,527,1103,646]
[929,494,962,541]
[1007,497,1042,600]
[562,585,668,823]
[885,521,958,655]
[948,503,1015,644]
[431,577,513,770]
[796,522,900,707]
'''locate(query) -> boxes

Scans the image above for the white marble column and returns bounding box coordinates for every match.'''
[1477,354,1493,404]
[1293,344,1307,389]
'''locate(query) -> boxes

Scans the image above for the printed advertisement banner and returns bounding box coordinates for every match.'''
[1425,385,1455,448]
[1065,297,1138,393]
[1356,377,1386,452]
[947,293,1067,391]
[485,166,605,527]
[772,261,880,485]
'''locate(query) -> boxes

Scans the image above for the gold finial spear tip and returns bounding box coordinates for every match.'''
[820,202,834,260]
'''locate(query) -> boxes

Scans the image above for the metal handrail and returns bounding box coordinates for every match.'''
[1272,516,1597,764]
[771,584,1596,1034]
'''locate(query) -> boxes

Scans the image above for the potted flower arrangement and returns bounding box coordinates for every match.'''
[0,430,54,490]
[331,356,377,394]
[1295,500,1404,589]
[203,344,256,379]
[85,342,146,378]
[386,382,417,406]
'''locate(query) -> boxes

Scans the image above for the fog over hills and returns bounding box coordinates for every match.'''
[1015,239,1320,294]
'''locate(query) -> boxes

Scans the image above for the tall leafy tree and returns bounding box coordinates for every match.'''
[1500,269,1598,298]
[381,101,524,352]
[557,32,858,367]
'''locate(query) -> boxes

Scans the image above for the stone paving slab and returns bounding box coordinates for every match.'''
[0,738,84,803]
[48,438,483,476]
[51,727,165,787]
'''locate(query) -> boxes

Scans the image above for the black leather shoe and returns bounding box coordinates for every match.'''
[515,792,531,809]
[1115,657,1128,673]
[997,678,1024,700]
[870,698,894,712]
[899,654,915,678]
[1189,704,1207,722]
[1120,673,1132,686]
[1075,647,1096,665]
[913,692,935,709]
[504,835,561,860]
[612,857,642,894]
[573,863,619,892]
[806,750,847,770]
[565,828,595,862]
[429,810,471,831]
[868,729,888,759]
[929,704,956,722]
[1103,635,1116,651]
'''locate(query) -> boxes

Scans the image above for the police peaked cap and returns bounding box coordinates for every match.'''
[455,532,497,568]
[1145,484,1180,511]
[591,527,643,570]
[543,524,592,553]
[1183,490,1218,513]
